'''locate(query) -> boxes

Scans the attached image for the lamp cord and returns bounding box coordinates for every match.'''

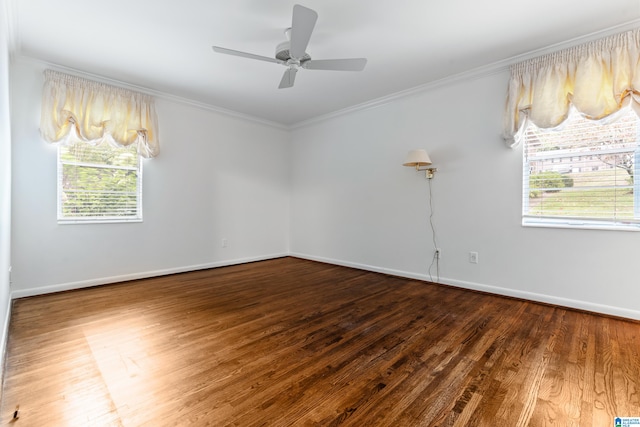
[427,177,440,283]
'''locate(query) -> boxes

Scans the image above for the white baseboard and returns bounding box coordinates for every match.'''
[291,252,640,321]
[11,253,288,299]
[11,251,640,321]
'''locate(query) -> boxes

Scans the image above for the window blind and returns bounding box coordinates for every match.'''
[58,141,142,223]
[523,108,640,230]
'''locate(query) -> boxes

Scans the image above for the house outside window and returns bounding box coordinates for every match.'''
[522,108,640,230]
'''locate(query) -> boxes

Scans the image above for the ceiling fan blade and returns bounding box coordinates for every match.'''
[290,4,317,59]
[303,58,368,71]
[278,68,298,89]
[212,46,281,64]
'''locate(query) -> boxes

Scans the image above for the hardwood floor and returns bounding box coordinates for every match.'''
[1,257,639,426]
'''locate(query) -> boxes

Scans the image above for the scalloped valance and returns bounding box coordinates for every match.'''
[40,69,159,158]
[503,29,640,148]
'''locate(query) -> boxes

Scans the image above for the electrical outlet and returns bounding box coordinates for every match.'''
[222,238,228,248]
[469,251,479,264]
[435,248,441,259]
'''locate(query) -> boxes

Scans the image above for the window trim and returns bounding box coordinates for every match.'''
[522,217,640,232]
[521,110,640,232]
[57,143,143,225]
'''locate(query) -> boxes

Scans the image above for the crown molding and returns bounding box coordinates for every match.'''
[8,14,640,132]
[291,19,640,130]
[14,55,289,131]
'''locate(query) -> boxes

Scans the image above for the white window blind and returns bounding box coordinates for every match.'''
[58,141,142,223]
[522,108,640,230]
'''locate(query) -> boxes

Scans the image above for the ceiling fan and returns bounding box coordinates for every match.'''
[212,4,367,89]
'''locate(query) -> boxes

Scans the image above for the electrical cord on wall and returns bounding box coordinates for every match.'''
[427,177,440,283]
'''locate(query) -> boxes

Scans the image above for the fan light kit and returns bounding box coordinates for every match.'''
[212,4,367,89]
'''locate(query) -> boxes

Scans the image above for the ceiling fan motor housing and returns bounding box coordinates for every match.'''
[275,41,311,64]
[212,6,366,88]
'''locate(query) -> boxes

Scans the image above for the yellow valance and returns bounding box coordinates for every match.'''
[503,29,640,147]
[40,69,159,158]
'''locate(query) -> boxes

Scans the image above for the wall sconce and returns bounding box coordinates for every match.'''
[403,149,437,179]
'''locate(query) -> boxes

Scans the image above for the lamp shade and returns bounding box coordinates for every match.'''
[403,149,432,167]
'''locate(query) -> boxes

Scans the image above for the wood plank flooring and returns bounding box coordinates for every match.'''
[1,257,639,426]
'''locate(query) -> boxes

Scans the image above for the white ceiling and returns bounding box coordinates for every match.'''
[9,0,640,127]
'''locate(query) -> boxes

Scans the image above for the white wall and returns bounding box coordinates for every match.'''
[290,71,640,320]
[8,53,640,320]
[10,59,291,296]
[0,0,14,377]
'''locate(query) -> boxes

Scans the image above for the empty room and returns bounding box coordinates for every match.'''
[1,0,640,425]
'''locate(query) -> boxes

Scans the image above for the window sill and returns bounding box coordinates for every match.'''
[522,218,640,231]
[58,218,143,225]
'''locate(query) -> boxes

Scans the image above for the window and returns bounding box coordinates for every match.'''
[58,140,142,223]
[522,108,640,230]
[40,70,158,223]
